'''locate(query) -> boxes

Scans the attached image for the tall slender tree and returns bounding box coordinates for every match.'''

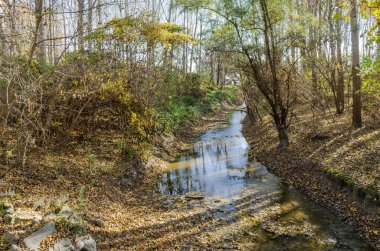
[350,0,362,127]
[77,0,85,52]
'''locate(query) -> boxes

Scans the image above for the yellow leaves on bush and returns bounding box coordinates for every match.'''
[130,112,146,138]
[88,16,197,49]
[101,79,131,105]
[5,150,12,159]
[360,0,380,44]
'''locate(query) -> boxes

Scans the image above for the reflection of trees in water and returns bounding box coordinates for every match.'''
[166,171,174,195]
[160,123,249,196]
[174,169,182,193]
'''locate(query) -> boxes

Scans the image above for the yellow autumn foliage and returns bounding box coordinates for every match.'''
[88,16,197,49]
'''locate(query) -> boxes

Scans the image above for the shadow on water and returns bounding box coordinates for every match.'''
[156,108,373,250]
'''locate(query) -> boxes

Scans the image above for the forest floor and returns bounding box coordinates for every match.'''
[1,101,379,250]
[242,103,380,250]
[0,102,249,250]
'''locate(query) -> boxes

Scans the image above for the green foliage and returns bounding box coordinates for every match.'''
[361,55,380,111]
[326,168,380,204]
[361,56,380,92]
[206,86,239,107]
[0,202,7,213]
[154,85,239,133]
[360,0,380,44]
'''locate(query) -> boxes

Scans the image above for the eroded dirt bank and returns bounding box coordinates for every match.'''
[242,104,380,250]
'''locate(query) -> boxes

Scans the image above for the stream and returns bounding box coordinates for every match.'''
[158,109,373,250]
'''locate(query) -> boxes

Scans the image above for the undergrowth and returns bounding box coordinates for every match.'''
[153,86,240,133]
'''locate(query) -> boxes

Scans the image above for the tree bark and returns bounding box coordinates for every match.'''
[28,0,45,65]
[308,0,318,96]
[350,0,362,127]
[0,14,5,57]
[87,0,93,51]
[336,2,344,114]
[328,0,339,114]
[77,0,85,52]
[277,126,289,149]
[36,0,46,61]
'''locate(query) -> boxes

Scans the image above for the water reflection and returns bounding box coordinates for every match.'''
[159,111,249,198]
[158,109,373,250]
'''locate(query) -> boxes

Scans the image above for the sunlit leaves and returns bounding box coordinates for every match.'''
[88,16,197,49]
[361,55,380,108]
[360,0,380,44]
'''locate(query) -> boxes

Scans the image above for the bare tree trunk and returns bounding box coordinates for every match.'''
[88,0,93,51]
[182,7,186,72]
[36,0,46,62]
[77,0,85,52]
[189,8,198,73]
[350,0,362,127]
[0,14,5,57]
[48,0,53,63]
[210,52,214,84]
[336,2,344,114]
[308,0,318,94]
[198,12,203,74]
[216,55,221,86]
[328,0,339,113]
[4,0,18,55]
[28,0,45,65]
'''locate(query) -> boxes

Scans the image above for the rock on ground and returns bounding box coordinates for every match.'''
[3,213,13,224]
[75,235,96,251]
[4,229,20,244]
[14,209,42,224]
[49,238,76,251]
[23,221,56,251]
[9,244,22,251]
[3,202,14,215]
[33,196,47,211]
[59,205,73,219]
[43,212,58,222]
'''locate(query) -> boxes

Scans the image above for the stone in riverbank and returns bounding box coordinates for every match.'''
[23,221,56,251]
[2,202,14,215]
[49,238,76,251]
[14,209,43,224]
[9,244,22,251]
[4,229,20,244]
[75,235,96,251]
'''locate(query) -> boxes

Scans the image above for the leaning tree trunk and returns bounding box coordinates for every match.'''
[28,0,45,66]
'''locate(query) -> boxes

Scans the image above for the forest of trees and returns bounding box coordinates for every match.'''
[0,0,378,161]
[0,1,379,250]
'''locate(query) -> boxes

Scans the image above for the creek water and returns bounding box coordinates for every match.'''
[158,109,373,250]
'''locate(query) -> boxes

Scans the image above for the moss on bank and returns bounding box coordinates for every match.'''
[326,168,380,205]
